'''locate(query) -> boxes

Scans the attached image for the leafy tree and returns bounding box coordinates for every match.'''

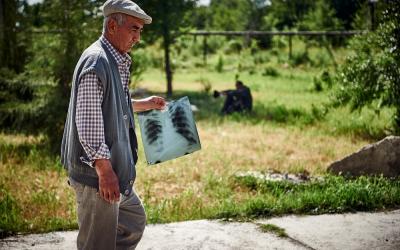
[331,0,362,30]
[0,0,104,152]
[38,0,102,88]
[263,0,314,30]
[209,0,252,31]
[135,0,196,97]
[297,0,342,31]
[186,5,209,30]
[333,1,400,131]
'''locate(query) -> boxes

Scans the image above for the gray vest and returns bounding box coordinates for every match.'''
[61,39,137,196]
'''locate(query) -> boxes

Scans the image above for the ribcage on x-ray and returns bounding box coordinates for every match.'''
[138,96,201,165]
[170,106,198,145]
[144,119,162,145]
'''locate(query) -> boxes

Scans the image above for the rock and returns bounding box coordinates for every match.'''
[234,170,320,184]
[328,136,400,177]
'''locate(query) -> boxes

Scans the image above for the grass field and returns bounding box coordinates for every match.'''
[1,44,399,236]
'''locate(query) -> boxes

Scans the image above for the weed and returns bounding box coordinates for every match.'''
[0,187,23,238]
[258,223,288,237]
[215,55,224,73]
[197,77,212,94]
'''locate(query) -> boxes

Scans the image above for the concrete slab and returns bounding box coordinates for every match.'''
[1,210,399,250]
[258,209,400,250]
[0,220,303,250]
[137,220,304,250]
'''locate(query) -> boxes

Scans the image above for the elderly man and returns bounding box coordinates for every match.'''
[61,1,165,249]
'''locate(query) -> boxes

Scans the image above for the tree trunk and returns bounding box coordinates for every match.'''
[0,0,4,68]
[1,0,17,71]
[163,30,173,97]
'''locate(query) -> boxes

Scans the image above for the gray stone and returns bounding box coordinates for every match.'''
[328,136,400,177]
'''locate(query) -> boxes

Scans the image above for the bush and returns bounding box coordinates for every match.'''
[253,53,270,65]
[313,76,323,92]
[313,70,334,92]
[215,55,224,73]
[225,39,243,54]
[262,66,280,77]
[290,51,311,67]
[333,2,400,131]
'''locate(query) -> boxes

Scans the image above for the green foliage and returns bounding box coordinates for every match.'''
[0,72,42,134]
[313,70,334,92]
[225,39,243,54]
[333,2,400,130]
[0,70,34,104]
[130,48,150,88]
[290,50,311,67]
[313,76,323,92]
[263,0,315,30]
[209,0,252,31]
[0,70,68,152]
[297,0,342,31]
[262,66,280,77]
[215,54,224,72]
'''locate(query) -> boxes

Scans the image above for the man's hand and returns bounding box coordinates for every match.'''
[132,95,166,112]
[94,159,120,203]
[146,96,166,110]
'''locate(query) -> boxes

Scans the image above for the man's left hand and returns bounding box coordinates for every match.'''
[133,96,166,112]
[146,96,166,110]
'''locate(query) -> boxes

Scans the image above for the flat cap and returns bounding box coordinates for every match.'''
[101,0,152,24]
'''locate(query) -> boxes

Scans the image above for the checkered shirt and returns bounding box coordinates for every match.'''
[76,36,132,166]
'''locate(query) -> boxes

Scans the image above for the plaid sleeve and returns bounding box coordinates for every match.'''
[75,72,110,167]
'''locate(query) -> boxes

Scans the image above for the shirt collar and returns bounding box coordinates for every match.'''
[100,35,131,68]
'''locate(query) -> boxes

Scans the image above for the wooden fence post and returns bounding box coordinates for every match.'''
[203,35,208,66]
[288,35,293,60]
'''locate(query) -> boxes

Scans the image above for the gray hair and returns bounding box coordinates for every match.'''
[102,13,127,34]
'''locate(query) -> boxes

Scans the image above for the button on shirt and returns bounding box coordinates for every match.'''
[75,36,132,166]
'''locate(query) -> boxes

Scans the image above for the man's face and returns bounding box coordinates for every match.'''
[112,15,144,54]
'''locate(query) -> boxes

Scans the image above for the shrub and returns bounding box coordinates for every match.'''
[333,2,400,131]
[313,76,323,92]
[313,70,334,92]
[262,66,280,77]
[215,55,224,73]
[225,39,243,54]
[290,51,311,67]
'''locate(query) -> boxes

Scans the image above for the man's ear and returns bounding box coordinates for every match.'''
[107,18,117,35]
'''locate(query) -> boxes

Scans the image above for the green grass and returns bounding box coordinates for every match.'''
[217,175,400,219]
[142,174,400,224]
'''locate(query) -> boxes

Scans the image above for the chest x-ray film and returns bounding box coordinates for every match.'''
[137,96,201,165]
